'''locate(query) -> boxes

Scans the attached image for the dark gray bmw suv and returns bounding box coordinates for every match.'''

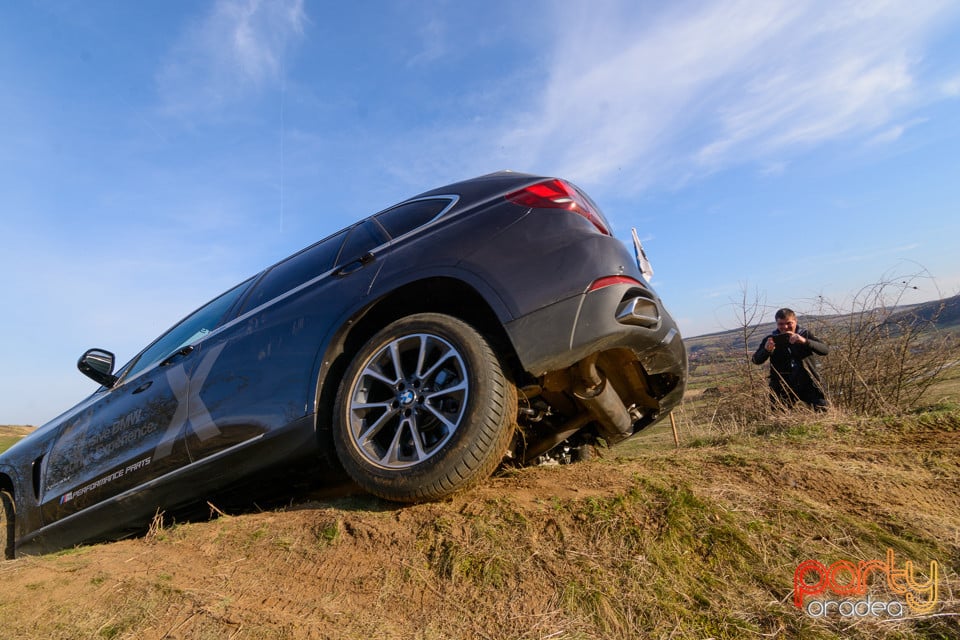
[0,171,686,557]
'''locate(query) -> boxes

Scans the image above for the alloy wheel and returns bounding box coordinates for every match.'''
[345,333,469,469]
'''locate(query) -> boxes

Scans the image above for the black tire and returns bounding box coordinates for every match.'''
[333,313,516,502]
[1,490,15,560]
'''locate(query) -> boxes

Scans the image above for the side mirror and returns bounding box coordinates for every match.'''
[78,348,118,388]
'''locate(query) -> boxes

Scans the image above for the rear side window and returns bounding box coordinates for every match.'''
[240,229,347,313]
[374,198,451,239]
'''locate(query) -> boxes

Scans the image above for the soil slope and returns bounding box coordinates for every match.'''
[0,414,958,639]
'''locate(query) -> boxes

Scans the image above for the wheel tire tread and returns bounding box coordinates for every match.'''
[333,313,516,502]
[0,490,15,560]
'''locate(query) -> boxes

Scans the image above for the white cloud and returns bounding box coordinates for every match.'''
[814,242,924,266]
[407,17,447,67]
[760,161,787,176]
[485,0,957,190]
[942,74,960,96]
[156,0,307,116]
[866,117,928,145]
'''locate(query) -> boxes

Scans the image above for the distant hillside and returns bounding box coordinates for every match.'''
[0,425,34,455]
[888,293,960,329]
[0,426,35,436]
[686,293,960,360]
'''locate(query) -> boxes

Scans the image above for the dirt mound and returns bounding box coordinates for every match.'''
[1,414,958,639]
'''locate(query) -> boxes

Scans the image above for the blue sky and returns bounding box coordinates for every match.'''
[2,0,959,426]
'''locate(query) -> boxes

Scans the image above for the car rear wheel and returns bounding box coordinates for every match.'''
[1,490,14,560]
[333,313,516,502]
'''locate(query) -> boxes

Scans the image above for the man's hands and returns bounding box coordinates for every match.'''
[766,332,807,352]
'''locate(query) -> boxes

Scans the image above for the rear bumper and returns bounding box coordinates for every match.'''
[504,282,687,410]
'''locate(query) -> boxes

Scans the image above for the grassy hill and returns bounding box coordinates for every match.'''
[2,299,959,638]
[0,426,33,456]
[0,409,957,639]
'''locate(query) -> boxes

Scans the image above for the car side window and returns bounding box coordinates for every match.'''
[123,281,250,381]
[239,229,348,313]
[374,198,451,239]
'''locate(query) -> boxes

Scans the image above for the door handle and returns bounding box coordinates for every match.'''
[334,252,375,277]
[132,380,153,394]
[160,345,195,367]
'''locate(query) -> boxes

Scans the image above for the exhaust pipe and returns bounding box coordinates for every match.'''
[573,355,634,443]
[521,413,593,463]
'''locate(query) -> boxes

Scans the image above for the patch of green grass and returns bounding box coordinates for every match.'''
[315,519,342,546]
[560,577,622,635]
[0,436,20,455]
[453,552,510,588]
[53,545,91,558]
[546,480,805,637]
[424,511,520,589]
[713,452,750,467]
[90,573,109,586]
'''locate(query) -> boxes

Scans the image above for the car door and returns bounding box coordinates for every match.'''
[182,220,390,464]
[39,281,250,525]
[40,358,189,524]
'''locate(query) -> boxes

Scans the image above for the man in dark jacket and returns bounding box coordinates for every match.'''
[752,308,829,410]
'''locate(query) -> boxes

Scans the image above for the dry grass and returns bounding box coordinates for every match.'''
[0,409,958,639]
[0,425,35,456]
[1,299,959,638]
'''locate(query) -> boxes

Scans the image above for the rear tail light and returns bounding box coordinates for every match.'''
[588,275,643,292]
[505,179,611,235]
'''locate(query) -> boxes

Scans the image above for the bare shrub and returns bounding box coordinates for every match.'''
[809,272,959,415]
[709,271,960,423]
[684,283,776,435]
